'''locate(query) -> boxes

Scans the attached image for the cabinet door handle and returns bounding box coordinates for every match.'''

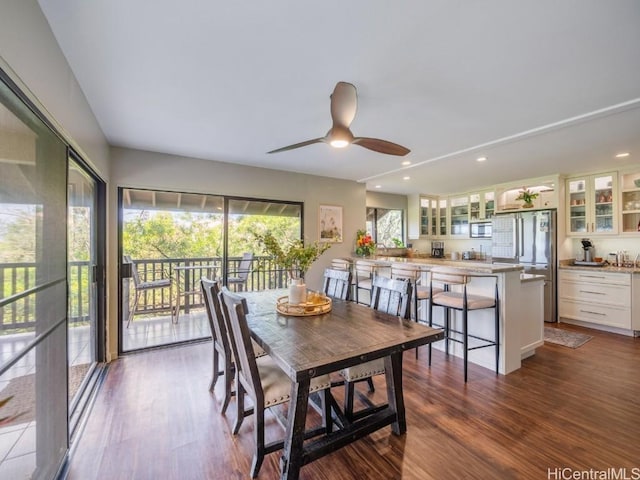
[579,309,605,316]
[579,290,604,295]
[578,275,605,279]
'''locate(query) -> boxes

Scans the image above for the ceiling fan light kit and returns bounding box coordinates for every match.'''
[268,82,410,156]
[328,124,353,148]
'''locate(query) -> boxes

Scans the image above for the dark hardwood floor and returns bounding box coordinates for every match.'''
[66,323,640,479]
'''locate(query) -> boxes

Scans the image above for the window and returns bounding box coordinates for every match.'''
[366,208,404,247]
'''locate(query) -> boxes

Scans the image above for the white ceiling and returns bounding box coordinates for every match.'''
[38,0,640,195]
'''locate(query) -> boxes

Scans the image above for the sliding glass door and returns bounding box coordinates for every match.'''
[67,158,101,434]
[119,190,302,353]
[120,189,224,351]
[0,74,68,479]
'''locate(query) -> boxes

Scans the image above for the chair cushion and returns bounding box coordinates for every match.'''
[256,355,292,407]
[339,358,385,382]
[257,355,331,408]
[416,285,442,300]
[431,291,495,310]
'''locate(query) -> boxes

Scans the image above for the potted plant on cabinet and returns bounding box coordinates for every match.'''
[253,231,331,304]
[515,188,539,208]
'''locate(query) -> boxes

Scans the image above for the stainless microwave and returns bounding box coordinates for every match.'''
[470,221,492,238]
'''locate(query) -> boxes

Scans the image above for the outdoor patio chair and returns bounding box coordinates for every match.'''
[227,252,254,292]
[124,255,175,327]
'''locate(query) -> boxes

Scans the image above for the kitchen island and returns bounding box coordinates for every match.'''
[341,256,544,374]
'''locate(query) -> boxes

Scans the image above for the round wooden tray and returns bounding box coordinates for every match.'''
[276,295,332,317]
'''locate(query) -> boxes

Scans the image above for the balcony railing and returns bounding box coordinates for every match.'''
[1,256,293,332]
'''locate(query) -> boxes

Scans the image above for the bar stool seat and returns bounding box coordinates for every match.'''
[390,263,441,322]
[428,267,499,382]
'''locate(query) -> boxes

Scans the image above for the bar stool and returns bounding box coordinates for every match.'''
[428,267,500,382]
[391,263,442,358]
[353,259,378,305]
[390,263,439,323]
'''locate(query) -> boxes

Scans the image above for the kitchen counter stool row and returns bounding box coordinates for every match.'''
[330,258,500,383]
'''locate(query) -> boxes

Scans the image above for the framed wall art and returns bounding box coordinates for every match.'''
[318,204,343,243]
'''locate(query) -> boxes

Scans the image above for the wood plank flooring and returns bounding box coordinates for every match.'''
[65,323,640,479]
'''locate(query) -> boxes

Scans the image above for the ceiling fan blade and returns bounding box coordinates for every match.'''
[352,137,411,156]
[330,82,357,128]
[267,137,325,154]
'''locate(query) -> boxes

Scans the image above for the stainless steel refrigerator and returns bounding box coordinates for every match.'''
[491,209,557,322]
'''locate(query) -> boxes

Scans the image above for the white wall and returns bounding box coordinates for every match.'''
[366,191,408,210]
[0,0,110,176]
[109,146,366,358]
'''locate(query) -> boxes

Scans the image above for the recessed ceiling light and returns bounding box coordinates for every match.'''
[476,156,487,162]
[403,176,411,180]
[401,161,411,166]
[615,152,630,158]
[374,185,382,189]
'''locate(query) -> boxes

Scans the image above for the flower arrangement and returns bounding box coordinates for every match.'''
[515,187,539,207]
[355,229,375,256]
[253,231,331,280]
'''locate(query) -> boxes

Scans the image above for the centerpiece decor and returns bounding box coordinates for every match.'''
[515,188,539,208]
[355,229,375,257]
[253,231,331,305]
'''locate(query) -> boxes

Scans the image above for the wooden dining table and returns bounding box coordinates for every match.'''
[241,290,444,480]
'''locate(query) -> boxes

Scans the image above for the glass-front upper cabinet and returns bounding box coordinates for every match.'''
[408,194,438,239]
[485,191,495,219]
[469,191,495,221]
[438,198,448,236]
[469,193,481,221]
[620,171,640,234]
[419,196,430,236]
[566,172,617,235]
[430,198,439,236]
[449,195,469,236]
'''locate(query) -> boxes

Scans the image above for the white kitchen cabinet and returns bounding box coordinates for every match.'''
[448,195,469,237]
[620,170,640,234]
[408,195,438,240]
[566,172,618,236]
[469,190,495,221]
[438,198,448,237]
[558,269,631,330]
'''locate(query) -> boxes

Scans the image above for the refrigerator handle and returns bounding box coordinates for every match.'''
[519,217,525,258]
[512,217,519,258]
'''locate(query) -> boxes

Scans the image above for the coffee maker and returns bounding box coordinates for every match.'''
[581,238,594,263]
[431,241,445,258]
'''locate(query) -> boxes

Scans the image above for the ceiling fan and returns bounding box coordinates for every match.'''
[267,82,410,156]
